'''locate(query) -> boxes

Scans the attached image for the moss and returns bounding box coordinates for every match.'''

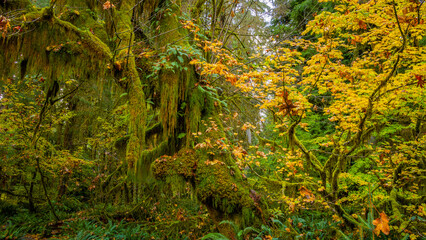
[390,188,402,220]
[241,207,254,227]
[133,140,168,181]
[105,1,147,179]
[54,16,112,59]
[152,145,264,227]
[59,7,109,44]
[152,148,198,179]
[160,71,180,138]
[190,0,207,21]
[195,153,254,216]
[0,7,111,82]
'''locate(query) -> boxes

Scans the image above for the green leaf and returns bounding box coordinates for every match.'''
[241,226,259,236]
[336,229,351,240]
[177,55,184,63]
[201,233,229,240]
[219,220,239,235]
[272,219,285,229]
[177,133,186,139]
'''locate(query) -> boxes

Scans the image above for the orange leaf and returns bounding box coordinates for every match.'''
[373,212,390,236]
[299,186,315,203]
[415,75,424,88]
[103,1,115,10]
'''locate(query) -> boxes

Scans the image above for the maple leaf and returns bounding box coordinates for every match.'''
[256,150,267,158]
[358,19,367,30]
[232,146,247,159]
[226,74,237,85]
[373,212,390,236]
[415,75,424,88]
[0,16,9,30]
[0,15,10,37]
[299,186,315,203]
[278,90,297,117]
[103,1,115,10]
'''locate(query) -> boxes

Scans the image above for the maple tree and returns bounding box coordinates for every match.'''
[191,0,425,237]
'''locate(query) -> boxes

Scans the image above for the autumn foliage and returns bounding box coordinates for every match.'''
[0,0,425,239]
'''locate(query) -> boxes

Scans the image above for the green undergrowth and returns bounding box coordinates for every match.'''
[201,213,342,240]
[0,195,213,239]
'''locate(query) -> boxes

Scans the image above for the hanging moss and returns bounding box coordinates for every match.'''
[0,8,112,82]
[132,140,169,181]
[160,71,180,138]
[101,0,148,178]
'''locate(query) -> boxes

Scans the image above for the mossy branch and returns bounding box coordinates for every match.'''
[252,130,285,152]
[345,54,401,157]
[248,164,318,191]
[134,140,169,181]
[0,188,40,199]
[331,161,340,196]
[53,16,113,59]
[191,0,207,20]
[106,177,127,196]
[288,121,323,173]
[101,162,124,190]
[17,7,113,60]
[146,122,162,138]
[390,188,402,220]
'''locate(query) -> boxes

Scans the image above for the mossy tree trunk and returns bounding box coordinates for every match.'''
[1,0,145,178]
[1,0,267,232]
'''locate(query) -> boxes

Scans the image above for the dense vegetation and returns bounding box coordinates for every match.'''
[0,0,425,239]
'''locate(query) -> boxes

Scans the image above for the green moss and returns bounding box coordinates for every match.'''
[152,148,198,179]
[390,188,402,220]
[133,140,169,181]
[59,7,109,43]
[195,154,254,215]
[160,72,180,138]
[241,207,254,227]
[0,7,111,82]
[151,145,263,227]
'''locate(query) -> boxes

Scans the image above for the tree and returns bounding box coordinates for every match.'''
[0,0,266,235]
[261,0,425,236]
[195,0,425,237]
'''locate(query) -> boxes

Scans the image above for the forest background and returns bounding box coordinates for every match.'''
[0,0,425,239]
